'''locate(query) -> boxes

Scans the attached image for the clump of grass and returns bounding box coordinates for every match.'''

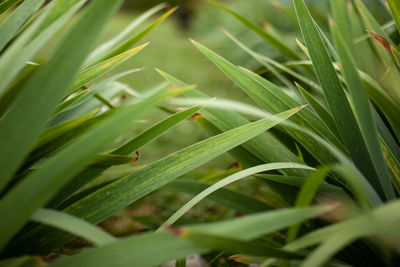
[1,0,400,267]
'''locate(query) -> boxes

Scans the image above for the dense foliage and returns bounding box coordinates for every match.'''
[0,0,399,266]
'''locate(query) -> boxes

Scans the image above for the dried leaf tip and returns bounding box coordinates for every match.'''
[227,161,242,170]
[191,113,204,121]
[368,31,400,66]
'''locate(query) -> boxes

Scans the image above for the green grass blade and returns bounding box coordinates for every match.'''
[330,0,354,54]
[220,29,294,90]
[0,0,22,14]
[47,100,200,208]
[160,163,313,229]
[354,0,391,41]
[180,231,302,260]
[156,68,307,176]
[190,39,340,164]
[293,0,387,199]
[0,82,169,250]
[0,62,39,118]
[67,43,149,95]
[50,232,207,267]
[193,114,265,168]
[207,0,299,60]
[331,21,395,199]
[14,107,304,253]
[0,0,44,52]
[186,206,332,241]
[257,173,342,194]
[86,6,177,67]
[361,71,400,139]
[88,154,137,168]
[353,0,400,104]
[380,139,400,193]
[0,0,87,96]
[222,29,320,91]
[388,0,400,33]
[24,110,100,169]
[296,83,340,138]
[286,166,331,243]
[67,107,303,223]
[0,0,123,193]
[240,67,345,151]
[165,180,272,214]
[56,88,92,113]
[287,200,400,251]
[31,209,116,246]
[112,105,203,155]
[289,200,400,267]
[86,3,166,63]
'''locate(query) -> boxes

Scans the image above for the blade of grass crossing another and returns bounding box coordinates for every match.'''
[331,22,395,199]
[0,0,124,193]
[0,0,22,14]
[159,163,314,229]
[286,166,331,243]
[0,0,45,52]
[190,39,339,164]
[112,105,204,155]
[0,86,173,251]
[12,107,304,254]
[293,0,389,200]
[31,209,116,247]
[46,104,203,207]
[208,0,299,60]
[0,88,173,251]
[67,43,149,95]
[0,0,87,96]
[65,108,304,225]
[180,231,302,260]
[156,68,308,176]
[50,232,207,267]
[330,0,354,54]
[184,205,332,241]
[296,83,340,139]
[165,180,272,214]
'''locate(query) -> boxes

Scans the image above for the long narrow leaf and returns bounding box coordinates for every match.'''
[331,21,395,199]
[0,0,123,193]
[0,0,44,52]
[11,107,304,254]
[31,209,116,246]
[293,0,388,200]
[160,163,313,229]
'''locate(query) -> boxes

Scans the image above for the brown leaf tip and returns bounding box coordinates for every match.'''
[227,161,242,170]
[191,113,204,121]
[368,31,391,52]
